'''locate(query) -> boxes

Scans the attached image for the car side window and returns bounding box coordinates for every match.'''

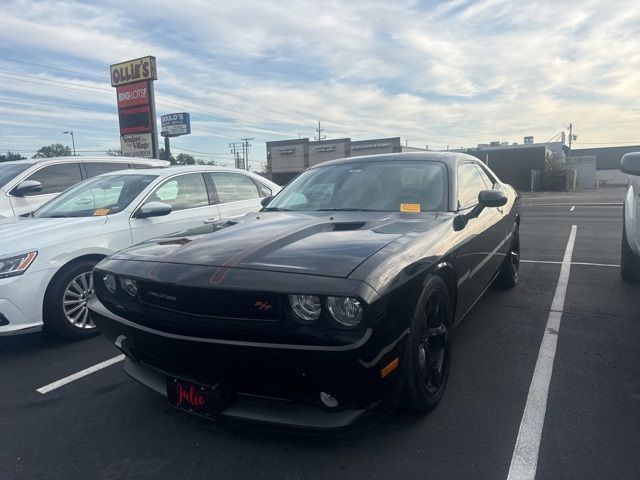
[84,162,130,178]
[253,179,272,197]
[475,164,496,188]
[457,163,489,209]
[21,163,83,195]
[209,172,261,203]
[144,173,209,212]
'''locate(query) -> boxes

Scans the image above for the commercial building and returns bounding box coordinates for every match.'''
[266,137,417,185]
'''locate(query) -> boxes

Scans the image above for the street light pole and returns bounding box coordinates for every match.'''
[63,130,76,155]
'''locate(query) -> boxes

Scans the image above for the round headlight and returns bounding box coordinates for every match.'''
[327,296,363,327]
[289,294,321,322]
[103,274,117,294]
[120,278,138,297]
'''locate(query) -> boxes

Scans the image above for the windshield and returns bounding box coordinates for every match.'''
[266,161,448,212]
[0,162,35,188]
[34,174,157,218]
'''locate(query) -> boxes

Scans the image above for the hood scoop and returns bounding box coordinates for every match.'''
[330,222,366,232]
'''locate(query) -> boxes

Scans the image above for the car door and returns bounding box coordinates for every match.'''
[207,172,267,220]
[456,162,506,304]
[9,162,83,216]
[129,172,220,244]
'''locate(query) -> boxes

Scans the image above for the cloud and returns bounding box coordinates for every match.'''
[1,0,640,160]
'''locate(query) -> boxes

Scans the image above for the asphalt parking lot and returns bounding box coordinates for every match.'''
[1,188,638,480]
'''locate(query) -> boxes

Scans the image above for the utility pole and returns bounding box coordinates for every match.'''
[241,137,254,171]
[63,130,76,155]
[229,142,244,169]
[567,123,577,157]
[315,121,326,141]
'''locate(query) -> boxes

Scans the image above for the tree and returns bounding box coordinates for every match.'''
[174,153,196,165]
[0,151,26,162]
[105,148,122,156]
[159,147,175,164]
[33,144,72,158]
[196,158,219,166]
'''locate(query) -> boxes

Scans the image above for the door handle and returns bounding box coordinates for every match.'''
[203,217,219,224]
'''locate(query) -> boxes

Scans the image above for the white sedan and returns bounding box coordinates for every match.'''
[0,166,280,338]
[621,153,640,283]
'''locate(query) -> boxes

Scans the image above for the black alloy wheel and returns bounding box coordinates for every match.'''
[497,225,520,288]
[403,275,453,413]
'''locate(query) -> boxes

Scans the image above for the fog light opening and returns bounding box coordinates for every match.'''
[319,391,339,408]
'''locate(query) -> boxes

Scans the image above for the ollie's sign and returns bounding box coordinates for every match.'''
[110,56,157,87]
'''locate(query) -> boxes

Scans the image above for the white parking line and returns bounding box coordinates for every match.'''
[507,225,577,480]
[36,354,125,394]
[521,259,619,268]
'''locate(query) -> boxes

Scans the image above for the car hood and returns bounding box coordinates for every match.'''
[0,216,108,253]
[112,211,438,278]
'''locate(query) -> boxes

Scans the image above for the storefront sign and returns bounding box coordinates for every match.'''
[277,146,296,154]
[161,112,191,137]
[116,81,149,109]
[351,142,392,151]
[315,145,335,152]
[110,56,157,87]
[120,133,154,157]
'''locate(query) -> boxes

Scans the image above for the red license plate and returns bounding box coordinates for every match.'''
[166,377,221,418]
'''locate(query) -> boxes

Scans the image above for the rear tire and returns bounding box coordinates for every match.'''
[497,224,520,289]
[621,220,640,284]
[402,274,453,413]
[43,259,100,339]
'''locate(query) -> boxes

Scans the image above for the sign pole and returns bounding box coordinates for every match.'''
[164,136,171,162]
[147,79,159,159]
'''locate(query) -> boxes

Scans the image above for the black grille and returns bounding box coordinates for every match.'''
[137,282,281,321]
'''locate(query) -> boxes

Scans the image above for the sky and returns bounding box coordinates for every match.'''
[1,0,640,169]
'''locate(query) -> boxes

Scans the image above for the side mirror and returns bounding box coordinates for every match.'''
[13,180,43,197]
[478,189,508,208]
[136,201,172,218]
[621,152,640,176]
[260,195,274,207]
[453,189,507,231]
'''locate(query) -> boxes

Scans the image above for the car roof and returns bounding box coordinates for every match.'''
[311,151,481,169]
[0,156,168,166]
[99,165,265,178]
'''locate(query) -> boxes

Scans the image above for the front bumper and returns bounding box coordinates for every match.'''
[89,297,408,431]
[0,268,52,335]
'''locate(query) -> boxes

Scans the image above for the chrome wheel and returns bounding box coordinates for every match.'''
[63,272,96,329]
[417,291,451,395]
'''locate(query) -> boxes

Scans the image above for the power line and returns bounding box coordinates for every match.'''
[0,56,106,80]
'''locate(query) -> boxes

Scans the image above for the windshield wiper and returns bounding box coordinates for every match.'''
[40,214,73,218]
[262,207,291,211]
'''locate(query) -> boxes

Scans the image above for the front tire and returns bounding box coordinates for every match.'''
[402,274,453,413]
[43,259,100,339]
[621,220,640,284]
[497,224,520,288]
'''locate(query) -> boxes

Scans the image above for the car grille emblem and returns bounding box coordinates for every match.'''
[254,300,273,311]
[148,291,178,301]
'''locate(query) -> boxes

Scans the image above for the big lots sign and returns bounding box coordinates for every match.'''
[116,81,148,109]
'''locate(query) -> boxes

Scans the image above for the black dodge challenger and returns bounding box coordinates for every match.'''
[89,152,520,430]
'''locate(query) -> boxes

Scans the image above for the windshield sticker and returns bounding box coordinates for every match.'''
[93,208,110,216]
[400,203,421,213]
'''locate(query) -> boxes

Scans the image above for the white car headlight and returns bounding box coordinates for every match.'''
[289,294,322,322]
[0,251,38,279]
[327,296,363,327]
